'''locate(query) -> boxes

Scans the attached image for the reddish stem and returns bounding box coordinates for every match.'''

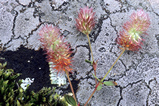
[66,71,77,105]
[84,82,100,106]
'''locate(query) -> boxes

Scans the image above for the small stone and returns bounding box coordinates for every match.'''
[63,30,70,37]
[98,47,106,52]
[19,0,31,6]
[155,34,159,40]
[68,17,72,21]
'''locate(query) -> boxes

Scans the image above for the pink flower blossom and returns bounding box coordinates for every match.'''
[117,9,150,51]
[39,24,73,73]
[76,7,96,35]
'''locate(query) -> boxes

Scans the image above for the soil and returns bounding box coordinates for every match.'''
[0,45,52,92]
[0,45,79,95]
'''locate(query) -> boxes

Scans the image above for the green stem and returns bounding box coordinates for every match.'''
[84,48,125,105]
[101,48,125,82]
[86,34,94,61]
[86,34,97,84]
[66,71,77,106]
[87,34,94,61]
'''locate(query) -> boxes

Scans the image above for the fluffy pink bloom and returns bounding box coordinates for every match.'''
[39,25,61,51]
[39,24,73,73]
[117,9,150,51]
[76,7,95,35]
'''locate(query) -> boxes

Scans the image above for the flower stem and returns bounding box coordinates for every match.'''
[66,71,77,105]
[86,34,94,61]
[84,48,125,105]
[86,34,97,84]
[101,48,125,82]
[84,82,100,106]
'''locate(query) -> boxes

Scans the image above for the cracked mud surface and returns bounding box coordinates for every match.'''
[0,0,159,105]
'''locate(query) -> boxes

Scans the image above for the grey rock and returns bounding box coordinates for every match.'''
[120,81,150,106]
[14,6,39,39]
[102,0,122,13]
[0,2,15,49]
[72,46,91,80]
[125,0,152,10]
[117,54,159,87]
[18,0,31,6]
[77,79,120,106]
[76,79,95,104]
[92,18,125,80]
[25,26,41,51]
[0,0,159,105]
[149,0,159,14]
[148,80,159,105]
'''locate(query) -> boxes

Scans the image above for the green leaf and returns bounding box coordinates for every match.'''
[8,92,11,97]
[3,95,6,101]
[10,73,21,80]
[24,103,33,106]
[26,95,30,100]
[19,88,23,93]
[103,81,117,86]
[2,62,7,68]
[4,72,12,79]
[6,103,9,106]
[49,95,53,103]
[42,97,46,102]
[54,93,59,100]
[3,80,9,87]
[1,86,5,94]
[97,84,102,91]
[5,69,14,73]
[0,70,3,76]
[64,95,76,106]
[85,59,93,65]
[17,100,21,106]
[0,80,3,86]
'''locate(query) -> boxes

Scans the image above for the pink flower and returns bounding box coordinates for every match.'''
[117,9,150,51]
[39,24,73,73]
[39,25,61,51]
[76,7,96,35]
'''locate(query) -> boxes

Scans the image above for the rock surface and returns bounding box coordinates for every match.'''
[0,0,159,105]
